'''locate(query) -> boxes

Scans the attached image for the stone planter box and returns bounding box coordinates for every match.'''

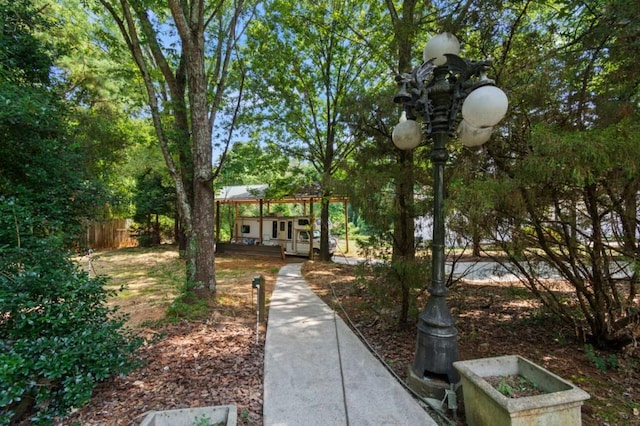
[453,355,589,426]
[139,405,237,426]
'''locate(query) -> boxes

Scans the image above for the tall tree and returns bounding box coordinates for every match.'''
[344,0,474,324]
[93,0,252,293]
[218,140,291,187]
[0,0,105,237]
[243,0,382,261]
[384,0,422,325]
[0,2,142,421]
[40,0,150,220]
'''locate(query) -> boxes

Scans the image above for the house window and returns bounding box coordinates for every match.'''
[272,221,278,238]
[241,225,250,234]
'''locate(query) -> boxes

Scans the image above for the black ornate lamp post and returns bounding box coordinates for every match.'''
[391,33,507,396]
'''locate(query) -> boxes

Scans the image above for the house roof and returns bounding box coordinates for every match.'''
[216,184,345,205]
[216,184,268,202]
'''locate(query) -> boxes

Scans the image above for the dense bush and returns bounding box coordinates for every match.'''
[0,235,144,424]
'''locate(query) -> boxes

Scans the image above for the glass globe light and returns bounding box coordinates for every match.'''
[423,33,460,66]
[392,111,422,150]
[457,120,493,147]
[461,85,508,128]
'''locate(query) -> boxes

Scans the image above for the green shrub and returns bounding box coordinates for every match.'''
[0,238,144,424]
[357,257,430,322]
[584,344,619,373]
[355,233,431,324]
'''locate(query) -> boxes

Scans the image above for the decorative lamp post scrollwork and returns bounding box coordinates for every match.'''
[392,33,508,392]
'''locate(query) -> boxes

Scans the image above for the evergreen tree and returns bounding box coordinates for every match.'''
[0,2,142,422]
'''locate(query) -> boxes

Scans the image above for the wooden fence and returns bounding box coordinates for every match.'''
[85,219,138,249]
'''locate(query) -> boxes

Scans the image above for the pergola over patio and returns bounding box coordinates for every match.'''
[215,184,350,253]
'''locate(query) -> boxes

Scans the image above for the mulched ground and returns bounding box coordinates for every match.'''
[60,256,639,425]
[302,260,640,426]
[63,319,265,426]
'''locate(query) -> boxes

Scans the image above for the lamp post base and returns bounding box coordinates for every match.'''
[407,365,461,404]
[411,292,460,380]
[408,298,461,407]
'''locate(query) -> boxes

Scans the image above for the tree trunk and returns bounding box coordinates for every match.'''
[388,0,418,326]
[393,149,416,326]
[154,213,160,244]
[472,231,481,257]
[318,167,333,261]
[175,209,187,255]
[320,196,331,261]
[192,183,216,292]
[181,7,216,293]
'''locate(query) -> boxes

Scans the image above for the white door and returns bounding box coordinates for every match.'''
[295,230,311,256]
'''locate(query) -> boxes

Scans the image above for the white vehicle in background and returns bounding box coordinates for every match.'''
[234,215,336,257]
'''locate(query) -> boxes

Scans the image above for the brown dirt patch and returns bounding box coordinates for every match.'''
[302,260,640,426]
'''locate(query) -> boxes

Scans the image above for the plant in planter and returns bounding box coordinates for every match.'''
[487,374,543,398]
[453,355,590,426]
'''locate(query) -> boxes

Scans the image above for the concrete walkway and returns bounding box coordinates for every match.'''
[263,263,437,425]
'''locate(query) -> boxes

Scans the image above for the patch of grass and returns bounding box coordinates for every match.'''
[138,318,165,329]
[148,267,184,284]
[81,247,285,328]
[506,285,530,298]
[115,289,137,299]
[568,373,635,423]
[140,287,162,295]
[166,292,211,322]
[624,400,640,411]
[216,270,248,279]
